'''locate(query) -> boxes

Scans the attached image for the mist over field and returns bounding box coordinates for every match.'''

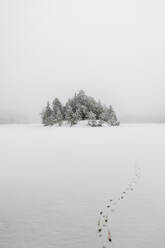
[1,0,165,123]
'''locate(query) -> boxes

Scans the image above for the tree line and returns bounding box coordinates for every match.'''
[41,90,120,127]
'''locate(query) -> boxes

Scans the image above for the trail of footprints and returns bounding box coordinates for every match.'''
[97,161,141,248]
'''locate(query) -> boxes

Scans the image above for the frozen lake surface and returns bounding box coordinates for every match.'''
[0,123,165,248]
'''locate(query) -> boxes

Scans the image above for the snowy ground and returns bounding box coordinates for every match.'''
[0,123,165,248]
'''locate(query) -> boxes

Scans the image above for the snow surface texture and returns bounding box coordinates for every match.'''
[97,160,141,248]
[0,123,165,248]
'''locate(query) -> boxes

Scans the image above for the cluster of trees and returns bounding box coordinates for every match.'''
[41,90,120,127]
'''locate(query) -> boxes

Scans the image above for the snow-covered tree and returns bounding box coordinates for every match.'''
[56,109,63,126]
[52,98,63,124]
[88,111,97,127]
[76,104,88,120]
[107,105,119,125]
[65,105,79,126]
[41,90,120,127]
[52,98,63,113]
[41,102,53,126]
[99,107,109,122]
[95,101,104,119]
[99,105,119,125]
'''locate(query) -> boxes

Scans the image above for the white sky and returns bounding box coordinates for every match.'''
[0,0,165,122]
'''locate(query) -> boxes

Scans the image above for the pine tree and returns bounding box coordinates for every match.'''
[65,105,79,126]
[88,111,97,126]
[108,105,119,125]
[52,98,63,113]
[94,101,102,118]
[56,109,63,126]
[65,105,73,126]
[41,102,53,126]
[52,98,63,124]
[99,107,109,122]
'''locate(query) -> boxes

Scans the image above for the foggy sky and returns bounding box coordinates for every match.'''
[0,0,165,123]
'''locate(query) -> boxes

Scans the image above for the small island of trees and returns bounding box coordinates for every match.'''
[41,90,120,127]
